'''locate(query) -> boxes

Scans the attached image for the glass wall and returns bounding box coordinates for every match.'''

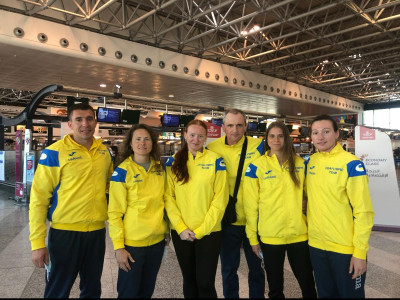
[363,108,400,130]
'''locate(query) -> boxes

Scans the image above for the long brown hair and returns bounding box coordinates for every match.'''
[264,121,300,187]
[172,119,207,184]
[118,124,162,170]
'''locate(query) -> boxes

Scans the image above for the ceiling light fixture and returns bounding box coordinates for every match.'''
[169,94,174,98]
[99,83,106,88]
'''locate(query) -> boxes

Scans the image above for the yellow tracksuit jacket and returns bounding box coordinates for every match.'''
[29,134,113,250]
[244,152,308,245]
[306,143,374,259]
[108,157,168,250]
[164,148,229,239]
[206,135,264,225]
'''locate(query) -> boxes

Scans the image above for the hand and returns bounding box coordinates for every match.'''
[165,233,171,246]
[115,248,135,272]
[179,229,196,242]
[31,247,49,268]
[251,244,263,260]
[349,256,367,279]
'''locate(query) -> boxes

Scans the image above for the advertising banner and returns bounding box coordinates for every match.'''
[355,126,400,227]
[15,182,24,198]
[15,130,22,182]
[0,151,4,181]
[205,121,221,138]
[26,153,35,183]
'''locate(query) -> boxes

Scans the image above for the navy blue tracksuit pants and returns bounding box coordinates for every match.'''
[44,227,106,298]
[309,246,366,298]
[117,240,165,298]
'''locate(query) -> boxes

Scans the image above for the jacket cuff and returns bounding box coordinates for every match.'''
[176,221,188,235]
[31,239,46,251]
[112,239,125,250]
[249,237,259,246]
[193,228,204,240]
[353,248,367,259]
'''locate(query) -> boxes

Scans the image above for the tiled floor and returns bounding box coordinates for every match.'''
[0,189,399,298]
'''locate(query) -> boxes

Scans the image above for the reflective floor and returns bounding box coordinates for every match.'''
[0,189,399,298]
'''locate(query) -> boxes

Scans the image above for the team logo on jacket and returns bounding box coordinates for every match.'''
[355,164,365,172]
[133,174,143,183]
[97,149,107,155]
[112,171,118,176]
[309,165,316,175]
[40,153,47,160]
[263,170,276,179]
[69,152,76,156]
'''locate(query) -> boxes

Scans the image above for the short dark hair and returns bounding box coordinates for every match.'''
[311,114,338,132]
[67,103,95,121]
[223,108,247,125]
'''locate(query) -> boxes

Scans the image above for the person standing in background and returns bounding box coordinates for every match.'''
[165,119,228,298]
[207,109,265,298]
[29,103,113,298]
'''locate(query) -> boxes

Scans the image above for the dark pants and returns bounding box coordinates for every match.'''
[220,224,265,298]
[260,241,317,299]
[171,230,222,298]
[309,246,366,298]
[44,227,106,298]
[117,241,165,298]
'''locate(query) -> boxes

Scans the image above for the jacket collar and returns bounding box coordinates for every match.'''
[223,135,246,148]
[63,134,101,151]
[188,147,207,160]
[316,142,343,155]
[264,150,288,167]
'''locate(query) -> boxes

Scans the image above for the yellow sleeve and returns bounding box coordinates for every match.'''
[346,161,374,259]
[105,159,114,195]
[193,157,229,239]
[243,163,260,246]
[29,149,61,250]
[164,162,188,234]
[107,167,128,250]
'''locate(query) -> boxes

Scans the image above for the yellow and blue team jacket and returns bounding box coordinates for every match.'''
[29,134,113,251]
[206,135,264,226]
[108,157,168,250]
[164,148,229,239]
[244,152,308,246]
[306,143,374,259]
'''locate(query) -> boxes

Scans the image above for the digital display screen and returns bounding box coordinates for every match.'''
[257,123,267,132]
[180,115,196,127]
[96,107,121,123]
[211,118,223,127]
[247,121,258,131]
[162,114,180,127]
[121,109,140,125]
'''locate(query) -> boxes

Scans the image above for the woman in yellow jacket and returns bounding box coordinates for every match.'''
[108,124,169,298]
[307,115,374,298]
[244,121,316,298]
[165,119,229,298]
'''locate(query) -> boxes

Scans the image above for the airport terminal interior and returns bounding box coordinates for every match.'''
[1,0,400,298]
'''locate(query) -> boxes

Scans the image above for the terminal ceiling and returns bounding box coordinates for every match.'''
[1,0,400,119]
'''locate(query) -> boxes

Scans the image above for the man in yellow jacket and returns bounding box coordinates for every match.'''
[207,109,265,298]
[29,103,113,298]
